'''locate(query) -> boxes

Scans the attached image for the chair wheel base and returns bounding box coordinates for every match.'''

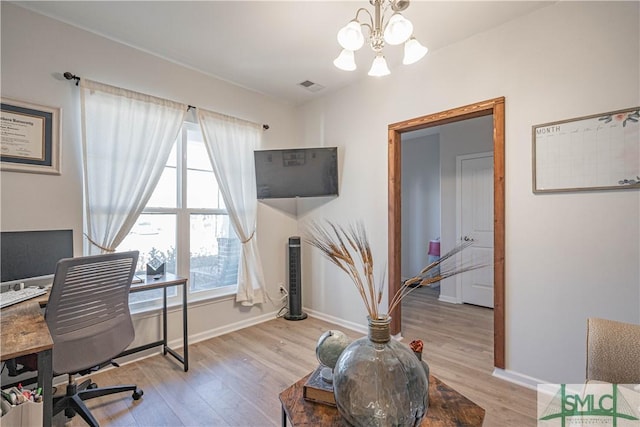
[133,389,144,400]
[64,407,76,418]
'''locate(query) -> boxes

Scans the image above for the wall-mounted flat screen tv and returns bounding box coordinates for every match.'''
[254,147,339,199]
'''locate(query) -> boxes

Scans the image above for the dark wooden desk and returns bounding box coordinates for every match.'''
[0,301,53,427]
[279,373,485,426]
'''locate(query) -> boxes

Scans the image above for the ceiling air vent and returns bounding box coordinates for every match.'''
[298,80,325,93]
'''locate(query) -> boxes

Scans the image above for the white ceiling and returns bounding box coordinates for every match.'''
[15,1,552,106]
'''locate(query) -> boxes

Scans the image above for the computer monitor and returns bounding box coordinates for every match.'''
[1,229,74,287]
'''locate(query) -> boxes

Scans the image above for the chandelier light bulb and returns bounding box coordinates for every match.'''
[403,37,428,65]
[337,20,365,51]
[368,54,391,77]
[333,49,357,71]
[392,0,410,12]
[383,13,413,45]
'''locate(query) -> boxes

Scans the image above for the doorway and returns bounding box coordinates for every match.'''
[388,97,506,369]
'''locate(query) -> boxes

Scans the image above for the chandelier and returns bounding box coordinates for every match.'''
[333,0,428,76]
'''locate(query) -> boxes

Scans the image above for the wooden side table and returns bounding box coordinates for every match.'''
[279,373,485,426]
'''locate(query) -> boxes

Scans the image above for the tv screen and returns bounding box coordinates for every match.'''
[254,147,339,199]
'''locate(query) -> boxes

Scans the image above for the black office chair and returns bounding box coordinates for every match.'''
[45,251,143,426]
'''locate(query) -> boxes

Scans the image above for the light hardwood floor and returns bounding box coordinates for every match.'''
[53,286,537,426]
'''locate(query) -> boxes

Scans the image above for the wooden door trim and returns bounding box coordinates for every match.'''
[388,97,506,369]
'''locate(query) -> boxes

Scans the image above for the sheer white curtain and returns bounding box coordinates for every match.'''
[197,109,266,306]
[80,79,186,254]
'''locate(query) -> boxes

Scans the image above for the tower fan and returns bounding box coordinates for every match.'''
[284,236,307,320]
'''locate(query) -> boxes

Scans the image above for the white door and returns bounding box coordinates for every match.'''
[456,153,494,308]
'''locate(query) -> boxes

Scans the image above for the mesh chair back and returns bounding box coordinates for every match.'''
[45,251,138,375]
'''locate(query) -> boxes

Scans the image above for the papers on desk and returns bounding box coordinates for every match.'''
[132,275,144,284]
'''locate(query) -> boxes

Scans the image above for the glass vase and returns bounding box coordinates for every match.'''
[333,317,429,427]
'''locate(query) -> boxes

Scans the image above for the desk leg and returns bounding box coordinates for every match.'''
[37,349,52,427]
[281,405,287,427]
[182,281,188,372]
[162,286,168,356]
[120,277,189,372]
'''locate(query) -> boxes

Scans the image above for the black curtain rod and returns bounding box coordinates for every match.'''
[63,72,80,85]
[63,72,269,130]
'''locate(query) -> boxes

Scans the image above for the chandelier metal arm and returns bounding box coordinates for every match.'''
[353,7,373,23]
[360,22,374,36]
[353,7,373,28]
[370,0,385,51]
[373,0,382,32]
[352,2,388,51]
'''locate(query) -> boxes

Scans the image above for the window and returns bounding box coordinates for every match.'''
[119,122,240,309]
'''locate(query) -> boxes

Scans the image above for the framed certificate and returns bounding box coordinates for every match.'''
[1,98,61,175]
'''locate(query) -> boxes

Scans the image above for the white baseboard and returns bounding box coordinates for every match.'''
[122,308,371,370]
[303,307,368,335]
[126,305,556,400]
[136,304,555,399]
[114,310,281,368]
[438,294,461,304]
[494,369,586,396]
[492,367,547,391]
[184,311,281,347]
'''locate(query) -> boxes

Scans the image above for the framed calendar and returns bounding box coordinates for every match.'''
[532,107,639,193]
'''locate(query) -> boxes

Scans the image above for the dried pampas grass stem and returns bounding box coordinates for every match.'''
[306,220,485,321]
[306,221,383,320]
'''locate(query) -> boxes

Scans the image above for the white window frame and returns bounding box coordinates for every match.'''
[128,121,238,313]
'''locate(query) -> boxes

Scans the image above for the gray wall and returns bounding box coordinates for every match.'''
[1,3,299,349]
[2,1,639,387]
[401,134,440,279]
[297,1,639,385]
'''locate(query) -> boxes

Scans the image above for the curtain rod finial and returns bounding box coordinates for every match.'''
[63,72,80,86]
